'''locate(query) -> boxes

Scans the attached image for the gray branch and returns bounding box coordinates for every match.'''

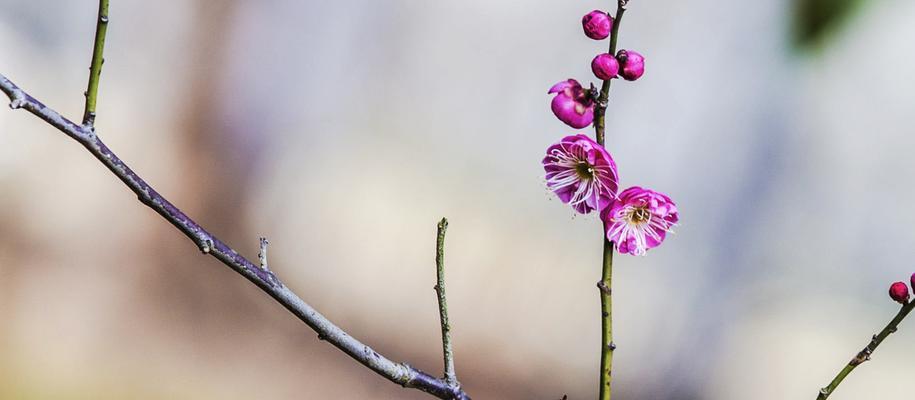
[435,218,460,389]
[0,73,471,400]
[258,237,269,271]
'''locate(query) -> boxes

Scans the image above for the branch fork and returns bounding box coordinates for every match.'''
[435,218,464,395]
[0,1,471,399]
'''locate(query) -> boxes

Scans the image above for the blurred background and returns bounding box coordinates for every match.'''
[1,0,914,399]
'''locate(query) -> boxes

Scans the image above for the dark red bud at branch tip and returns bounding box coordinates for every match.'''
[910,272,915,291]
[889,281,910,304]
[582,10,613,40]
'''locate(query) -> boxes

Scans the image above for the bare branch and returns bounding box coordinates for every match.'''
[434,218,460,388]
[0,73,471,400]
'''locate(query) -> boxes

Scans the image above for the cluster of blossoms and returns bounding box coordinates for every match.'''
[888,273,915,304]
[542,9,677,256]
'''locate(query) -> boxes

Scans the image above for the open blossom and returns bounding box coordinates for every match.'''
[602,186,678,255]
[549,79,594,129]
[543,134,619,214]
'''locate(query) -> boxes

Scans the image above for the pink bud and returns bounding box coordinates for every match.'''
[911,273,915,292]
[617,50,645,81]
[582,10,613,40]
[889,282,910,304]
[591,53,620,80]
[548,79,594,129]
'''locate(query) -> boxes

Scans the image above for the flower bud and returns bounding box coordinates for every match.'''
[582,10,613,40]
[591,53,620,80]
[617,50,645,81]
[548,79,594,129]
[911,273,915,291]
[889,281,910,304]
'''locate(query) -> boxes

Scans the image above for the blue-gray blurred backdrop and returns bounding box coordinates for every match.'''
[1,1,914,399]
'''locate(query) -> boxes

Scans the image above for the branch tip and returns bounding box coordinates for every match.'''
[435,217,459,388]
[258,237,270,271]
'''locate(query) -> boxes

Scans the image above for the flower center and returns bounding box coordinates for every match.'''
[628,207,651,224]
[575,162,594,180]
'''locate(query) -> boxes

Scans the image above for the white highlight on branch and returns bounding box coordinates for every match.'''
[258,237,269,271]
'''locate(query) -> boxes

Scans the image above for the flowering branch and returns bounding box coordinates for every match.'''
[82,0,109,127]
[434,218,461,390]
[593,3,627,400]
[0,3,471,398]
[545,2,676,399]
[593,1,627,145]
[816,278,915,399]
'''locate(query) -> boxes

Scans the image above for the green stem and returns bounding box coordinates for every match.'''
[595,3,627,400]
[83,0,110,126]
[598,238,615,400]
[594,2,627,146]
[816,300,915,399]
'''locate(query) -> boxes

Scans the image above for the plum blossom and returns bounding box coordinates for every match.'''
[890,282,910,304]
[549,79,594,129]
[617,50,645,81]
[602,186,678,255]
[591,53,619,80]
[543,134,619,214]
[582,10,613,40]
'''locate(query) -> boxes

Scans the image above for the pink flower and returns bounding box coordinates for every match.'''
[543,134,619,214]
[591,53,620,80]
[549,79,594,129]
[602,187,678,255]
[582,10,613,40]
[890,282,910,304]
[617,50,645,81]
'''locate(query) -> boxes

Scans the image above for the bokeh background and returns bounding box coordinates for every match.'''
[1,0,914,399]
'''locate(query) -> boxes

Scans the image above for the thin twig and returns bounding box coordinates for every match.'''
[594,1,627,146]
[816,300,915,399]
[594,2,628,400]
[82,0,109,127]
[434,218,460,388]
[258,237,269,271]
[597,240,615,400]
[0,73,471,400]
